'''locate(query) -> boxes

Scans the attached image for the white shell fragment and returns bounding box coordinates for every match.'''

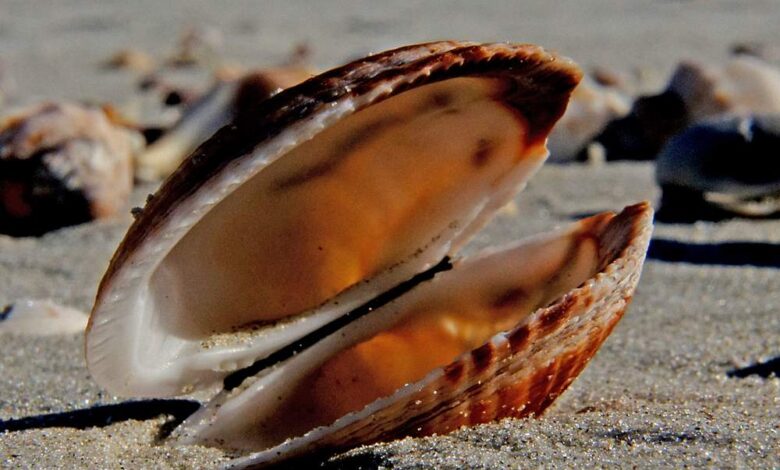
[134,79,239,182]
[0,299,88,336]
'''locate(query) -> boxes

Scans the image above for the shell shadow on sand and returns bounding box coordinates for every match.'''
[0,399,199,435]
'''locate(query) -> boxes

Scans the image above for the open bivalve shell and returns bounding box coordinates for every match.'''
[86,42,654,468]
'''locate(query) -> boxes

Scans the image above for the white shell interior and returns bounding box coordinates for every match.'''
[87,76,549,397]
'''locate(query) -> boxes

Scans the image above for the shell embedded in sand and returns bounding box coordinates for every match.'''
[85,41,653,467]
[0,102,142,236]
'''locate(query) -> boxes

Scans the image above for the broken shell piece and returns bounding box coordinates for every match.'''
[134,67,313,181]
[547,76,630,161]
[590,56,780,161]
[85,42,652,467]
[657,114,780,220]
[0,103,144,236]
[668,56,780,122]
[0,299,88,336]
[585,89,688,161]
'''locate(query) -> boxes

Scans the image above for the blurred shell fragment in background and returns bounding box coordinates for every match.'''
[0,103,143,236]
[588,55,780,162]
[135,66,313,181]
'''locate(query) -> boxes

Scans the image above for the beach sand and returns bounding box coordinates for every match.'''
[1,1,779,468]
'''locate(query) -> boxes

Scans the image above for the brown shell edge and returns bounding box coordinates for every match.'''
[278,202,654,463]
[87,41,583,334]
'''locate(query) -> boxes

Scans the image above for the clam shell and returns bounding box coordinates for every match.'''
[85,41,653,468]
[87,41,582,397]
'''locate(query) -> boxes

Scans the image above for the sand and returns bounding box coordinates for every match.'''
[2,0,780,108]
[1,1,779,468]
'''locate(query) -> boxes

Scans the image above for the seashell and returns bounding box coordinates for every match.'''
[585,89,688,162]
[656,114,780,220]
[0,299,88,336]
[120,74,202,139]
[547,76,630,161]
[0,102,143,236]
[85,42,654,467]
[589,56,780,161]
[668,56,780,122]
[135,67,313,181]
